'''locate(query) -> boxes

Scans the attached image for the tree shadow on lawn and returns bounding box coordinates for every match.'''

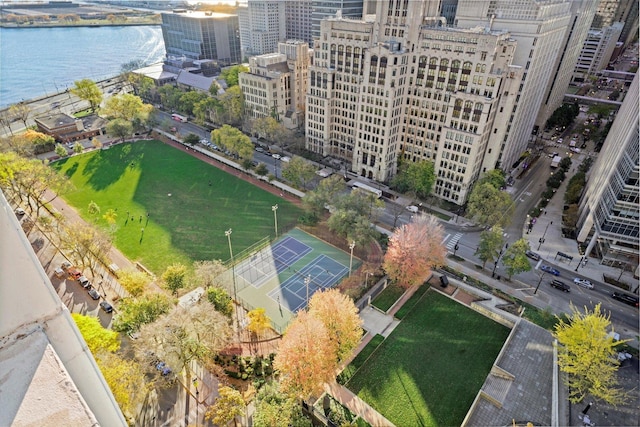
[82,142,146,191]
[347,291,510,427]
[126,141,302,271]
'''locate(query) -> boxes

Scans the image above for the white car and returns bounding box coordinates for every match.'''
[272,154,281,160]
[406,205,419,213]
[573,278,594,289]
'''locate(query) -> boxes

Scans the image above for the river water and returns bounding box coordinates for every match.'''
[0,25,165,108]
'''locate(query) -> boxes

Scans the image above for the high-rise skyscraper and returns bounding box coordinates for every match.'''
[455,0,575,172]
[311,0,365,40]
[161,10,242,66]
[576,73,638,272]
[237,0,287,56]
[573,22,624,83]
[306,0,524,204]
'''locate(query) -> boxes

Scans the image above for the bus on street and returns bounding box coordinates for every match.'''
[171,113,188,123]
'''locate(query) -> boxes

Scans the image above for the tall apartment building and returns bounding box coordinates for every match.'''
[161,10,242,66]
[593,0,638,47]
[535,0,598,131]
[286,0,313,47]
[237,0,286,56]
[576,73,638,271]
[240,41,310,130]
[573,22,624,83]
[455,0,574,171]
[311,0,364,40]
[306,0,523,204]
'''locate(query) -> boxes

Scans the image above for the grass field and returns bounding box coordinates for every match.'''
[346,291,509,426]
[51,141,302,274]
[371,283,404,312]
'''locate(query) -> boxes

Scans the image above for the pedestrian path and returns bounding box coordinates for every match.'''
[445,232,463,252]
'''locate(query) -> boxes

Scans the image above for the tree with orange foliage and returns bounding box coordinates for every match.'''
[274,311,335,399]
[308,289,362,364]
[383,213,446,288]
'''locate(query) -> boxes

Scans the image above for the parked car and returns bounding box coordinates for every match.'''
[78,276,92,289]
[406,205,419,213]
[281,156,291,163]
[525,250,541,261]
[87,288,101,300]
[272,153,281,160]
[550,279,570,292]
[573,278,594,289]
[14,207,25,216]
[61,261,72,271]
[255,147,265,153]
[54,267,66,279]
[611,292,639,307]
[67,267,82,280]
[541,265,560,276]
[99,301,114,313]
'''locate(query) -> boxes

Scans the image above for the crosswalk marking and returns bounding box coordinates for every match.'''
[446,233,463,250]
[441,233,450,244]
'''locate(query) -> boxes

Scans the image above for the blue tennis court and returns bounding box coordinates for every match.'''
[267,254,350,312]
[234,236,312,289]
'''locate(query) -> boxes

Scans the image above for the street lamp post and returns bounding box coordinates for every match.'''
[534,271,546,294]
[192,378,200,427]
[348,241,356,277]
[304,274,311,307]
[575,256,585,272]
[537,221,553,250]
[272,204,278,238]
[491,243,508,278]
[225,229,239,338]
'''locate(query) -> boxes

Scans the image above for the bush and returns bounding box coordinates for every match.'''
[298,211,319,226]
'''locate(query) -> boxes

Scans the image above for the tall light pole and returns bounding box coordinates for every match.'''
[349,241,356,277]
[491,243,508,279]
[225,228,239,338]
[272,204,278,238]
[304,274,311,308]
[538,221,553,250]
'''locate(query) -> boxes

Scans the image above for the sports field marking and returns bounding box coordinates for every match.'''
[233,236,312,289]
[267,254,349,312]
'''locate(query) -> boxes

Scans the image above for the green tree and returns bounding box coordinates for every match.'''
[206,286,233,317]
[179,90,209,116]
[477,169,506,189]
[302,174,346,216]
[501,238,532,279]
[106,118,133,142]
[162,263,188,295]
[112,293,173,335]
[251,116,287,144]
[72,313,120,354]
[101,93,153,128]
[281,156,316,189]
[205,386,246,426]
[467,182,513,227]
[54,143,68,157]
[71,79,103,112]
[88,200,101,216]
[158,85,184,111]
[553,303,628,405]
[255,163,268,176]
[72,141,84,154]
[392,160,436,199]
[193,97,221,125]
[220,65,249,87]
[183,133,200,146]
[475,226,504,269]
[217,86,244,126]
[211,124,253,159]
[253,381,312,427]
[117,269,152,297]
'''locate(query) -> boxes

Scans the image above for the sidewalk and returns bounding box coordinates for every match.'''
[521,155,631,284]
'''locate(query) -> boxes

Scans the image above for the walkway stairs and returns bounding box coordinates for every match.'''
[480,365,515,408]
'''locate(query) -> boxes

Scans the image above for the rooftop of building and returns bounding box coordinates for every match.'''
[0,192,126,426]
[35,113,77,129]
[162,9,235,19]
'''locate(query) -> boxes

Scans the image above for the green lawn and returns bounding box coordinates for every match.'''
[51,141,302,274]
[371,283,405,312]
[346,291,509,427]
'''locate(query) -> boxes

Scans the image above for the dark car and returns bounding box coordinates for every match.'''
[525,250,541,261]
[541,265,560,276]
[87,288,101,300]
[99,301,114,313]
[550,279,570,292]
[611,292,639,307]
